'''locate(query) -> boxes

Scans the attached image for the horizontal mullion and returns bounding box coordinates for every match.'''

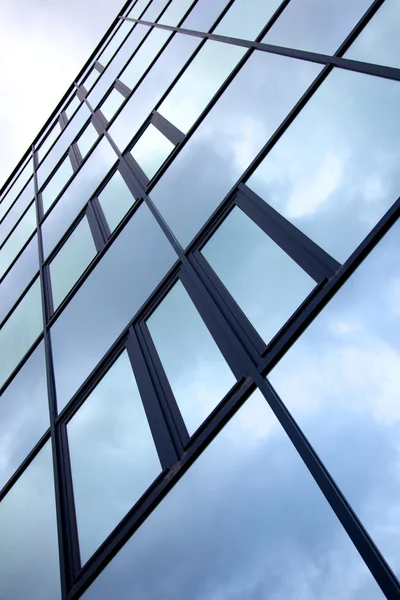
[151,111,184,146]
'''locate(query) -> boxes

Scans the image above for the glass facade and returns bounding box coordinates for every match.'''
[0,1,399,599]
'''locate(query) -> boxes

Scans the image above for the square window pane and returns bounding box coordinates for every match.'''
[214,0,282,40]
[0,203,37,279]
[147,280,236,434]
[201,206,315,345]
[78,122,99,158]
[131,124,174,180]
[100,89,125,122]
[68,350,161,564]
[98,171,136,232]
[50,216,97,310]
[0,342,49,491]
[41,157,74,213]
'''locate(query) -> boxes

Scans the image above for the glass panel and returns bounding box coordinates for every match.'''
[214,0,281,40]
[0,203,36,279]
[83,67,101,93]
[41,156,74,213]
[0,159,32,221]
[42,137,117,260]
[141,0,169,22]
[0,278,42,388]
[78,122,99,158]
[131,124,174,179]
[98,171,136,232]
[263,0,371,54]
[182,0,230,32]
[66,95,80,119]
[246,68,400,264]
[0,235,38,324]
[51,203,176,411]
[158,0,193,26]
[50,217,97,310]
[38,122,61,162]
[99,21,134,68]
[158,40,246,134]
[201,206,315,344]
[109,31,201,150]
[269,218,400,579]
[119,28,172,90]
[345,0,400,69]
[0,342,48,491]
[82,389,383,600]
[0,443,61,600]
[68,350,161,563]
[151,51,321,248]
[128,0,149,19]
[147,280,236,434]
[0,179,34,246]
[100,89,125,122]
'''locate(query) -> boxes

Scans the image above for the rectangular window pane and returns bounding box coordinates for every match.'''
[141,0,169,22]
[77,122,99,159]
[131,124,174,180]
[246,68,400,263]
[66,95,81,119]
[214,0,281,40]
[51,203,176,411]
[158,0,193,26]
[147,280,236,434]
[41,156,74,214]
[99,21,134,68]
[82,390,383,600]
[100,88,125,122]
[0,159,32,221]
[0,179,34,246]
[0,442,60,600]
[201,206,315,345]
[83,66,101,93]
[67,350,161,564]
[97,170,136,232]
[50,216,97,309]
[0,342,48,490]
[38,122,61,162]
[0,203,37,279]
[181,0,230,32]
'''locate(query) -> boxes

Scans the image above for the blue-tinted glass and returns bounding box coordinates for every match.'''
[100,89,125,122]
[78,122,99,158]
[98,21,134,68]
[51,203,176,411]
[82,390,383,600]
[214,0,282,40]
[151,50,321,248]
[0,342,48,491]
[66,95,81,119]
[0,159,32,221]
[128,0,149,19]
[38,122,61,162]
[141,0,169,21]
[41,156,74,213]
[182,0,230,32]
[0,203,37,279]
[0,179,34,246]
[158,0,193,26]
[83,67,101,93]
[131,124,174,179]
[98,170,136,232]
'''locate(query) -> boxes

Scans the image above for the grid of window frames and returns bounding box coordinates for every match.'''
[1,0,400,598]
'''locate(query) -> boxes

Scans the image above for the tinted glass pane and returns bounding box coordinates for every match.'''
[50,217,96,310]
[202,207,315,344]
[68,350,161,563]
[98,170,136,232]
[263,0,371,54]
[131,124,174,179]
[0,179,34,246]
[0,203,36,279]
[38,122,61,162]
[141,0,169,22]
[269,218,400,579]
[214,0,281,40]
[147,280,236,434]
[51,203,176,411]
[0,160,32,221]
[345,0,400,69]
[42,138,117,259]
[158,0,193,26]
[100,89,125,122]
[181,0,230,32]
[78,122,99,158]
[82,390,383,600]
[0,443,61,600]
[120,28,172,90]
[0,342,48,491]
[0,278,42,388]
[247,68,400,264]
[66,95,80,119]
[151,51,321,248]
[41,156,74,213]
[128,0,149,19]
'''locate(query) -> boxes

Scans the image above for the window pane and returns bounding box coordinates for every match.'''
[0,160,32,221]
[128,0,149,19]
[42,137,117,259]
[141,0,169,22]
[214,0,282,40]
[41,156,74,213]
[269,218,400,579]
[131,124,174,180]
[181,0,230,32]
[0,179,34,246]
[68,350,161,563]
[158,0,193,26]
[263,0,371,54]
[66,95,80,119]
[151,51,321,248]
[98,171,136,232]
[38,122,61,162]
[0,203,36,279]
[78,122,99,159]
[50,217,96,309]
[100,89,125,122]
[201,206,315,345]
[0,442,61,600]
[51,203,176,411]
[345,0,400,69]
[0,342,48,491]
[147,280,236,434]
[83,67,101,93]
[99,21,134,68]
[0,278,42,388]
[247,68,400,264]
[82,390,383,600]
[158,40,246,134]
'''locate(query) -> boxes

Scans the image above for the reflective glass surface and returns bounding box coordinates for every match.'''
[269,218,400,579]
[66,95,80,119]
[158,0,193,26]
[98,170,136,232]
[128,0,149,19]
[0,342,48,491]
[151,50,321,248]
[78,122,99,158]
[247,68,400,263]
[0,442,61,600]
[38,122,61,162]
[201,206,315,345]
[68,350,161,564]
[0,202,37,279]
[0,278,42,388]
[141,0,169,22]
[41,156,74,213]
[51,203,176,411]
[214,0,282,40]
[0,160,32,222]
[131,124,174,180]
[50,217,97,310]
[263,0,371,54]
[99,21,134,68]
[100,89,125,122]
[82,390,383,600]
[158,40,246,134]
[83,67,101,93]
[147,280,236,434]
[0,179,34,246]
[182,0,230,32]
